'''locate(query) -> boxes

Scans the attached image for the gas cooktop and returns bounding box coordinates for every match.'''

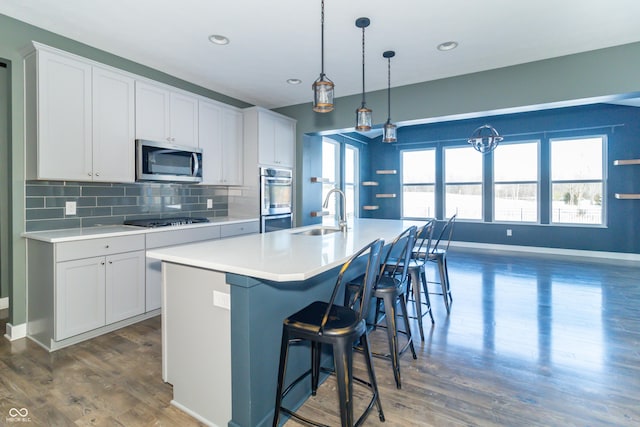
[124,217,210,228]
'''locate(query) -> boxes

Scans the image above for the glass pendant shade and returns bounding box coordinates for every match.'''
[468,124,504,154]
[313,0,334,113]
[312,75,334,112]
[383,120,397,143]
[356,105,372,131]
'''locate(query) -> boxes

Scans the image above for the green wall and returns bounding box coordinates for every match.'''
[0,61,9,300]
[0,13,251,327]
[275,42,640,225]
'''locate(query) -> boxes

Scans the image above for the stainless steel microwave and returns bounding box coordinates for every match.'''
[136,139,203,183]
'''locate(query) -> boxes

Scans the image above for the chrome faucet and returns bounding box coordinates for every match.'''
[323,188,348,232]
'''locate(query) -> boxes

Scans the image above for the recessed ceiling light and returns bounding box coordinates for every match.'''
[208,34,229,45]
[437,41,458,51]
[287,78,302,85]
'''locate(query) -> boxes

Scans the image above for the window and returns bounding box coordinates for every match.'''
[344,145,358,221]
[321,138,359,225]
[402,149,435,218]
[493,141,539,222]
[444,146,482,220]
[550,136,605,225]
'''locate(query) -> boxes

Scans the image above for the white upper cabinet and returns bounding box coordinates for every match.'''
[25,43,135,182]
[198,99,244,185]
[135,81,199,147]
[31,48,93,181]
[244,107,296,169]
[92,66,135,182]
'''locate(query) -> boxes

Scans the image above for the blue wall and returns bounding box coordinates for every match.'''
[346,104,640,253]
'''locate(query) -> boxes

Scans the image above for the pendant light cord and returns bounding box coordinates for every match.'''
[387,56,391,120]
[320,0,325,78]
[361,26,366,106]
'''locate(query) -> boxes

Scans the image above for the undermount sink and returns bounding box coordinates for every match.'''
[294,227,342,236]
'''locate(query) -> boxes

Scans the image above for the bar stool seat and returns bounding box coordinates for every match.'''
[273,239,385,427]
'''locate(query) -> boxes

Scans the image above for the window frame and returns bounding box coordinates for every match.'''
[400,147,436,219]
[443,145,484,221]
[492,140,541,224]
[549,135,607,227]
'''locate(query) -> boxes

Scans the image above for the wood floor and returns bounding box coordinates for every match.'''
[1,250,639,426]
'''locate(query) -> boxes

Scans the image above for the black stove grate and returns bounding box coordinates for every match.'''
[124,217,209,228]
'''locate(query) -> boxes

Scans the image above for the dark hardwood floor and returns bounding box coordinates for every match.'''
[1,249,639,426]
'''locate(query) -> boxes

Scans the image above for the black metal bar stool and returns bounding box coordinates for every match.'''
[387,219,436,341]
[371,225,418,389]
[426,214,456,313]
[345,226,418,389]
[273,239,385,427]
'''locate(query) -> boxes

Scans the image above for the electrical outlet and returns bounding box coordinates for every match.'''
[65,201,77,215]
[213,290,230,310]
[207,199,213,209]
[506,229,512,237]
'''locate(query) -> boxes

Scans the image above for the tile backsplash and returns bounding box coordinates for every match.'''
[25,180,229,232]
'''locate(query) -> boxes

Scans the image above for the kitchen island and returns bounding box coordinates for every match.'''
[147,218,422,427]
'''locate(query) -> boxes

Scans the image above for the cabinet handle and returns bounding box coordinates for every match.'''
[101,261,105,265]
[88,172,92,176]
[95,172,100,177]
[105,245,110,248]
[108,261,113,265]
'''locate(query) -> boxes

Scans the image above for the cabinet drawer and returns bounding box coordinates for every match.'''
[220,221,259,238]
[145,225,221,249]
[56,235,145,262]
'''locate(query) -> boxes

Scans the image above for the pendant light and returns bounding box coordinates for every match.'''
[382,50,397,143]
[468,124,504,154]
[355,17,372,131]
[312,0,334,113]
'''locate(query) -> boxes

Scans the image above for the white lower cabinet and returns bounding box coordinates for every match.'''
[55,250,144,340]
[105,251,146,324]
[56,256,106,340]
[27,234,147,350]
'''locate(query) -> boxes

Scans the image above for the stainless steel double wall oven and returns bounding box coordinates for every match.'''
[260,167,293,232]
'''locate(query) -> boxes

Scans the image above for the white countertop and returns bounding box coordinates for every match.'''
[22,217,259,243]
[147,219,423,282]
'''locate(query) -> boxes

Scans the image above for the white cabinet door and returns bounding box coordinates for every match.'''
[135,81,171,142]
[92,66,135,182]
[105,250,146,324]
[256,109,295,168]
[221,107,244,185]
[199,101,243,185]
[274,116,294,168]
[257,111,277,166]
[170,92,199,146]
[135,81,198,146]
[198,100,224,185]
[55,256,106,340]
[37,49,93,181]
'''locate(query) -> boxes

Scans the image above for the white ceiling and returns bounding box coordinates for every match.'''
[2,0,640,109]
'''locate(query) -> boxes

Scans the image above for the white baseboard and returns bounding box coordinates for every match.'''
[0,297,7,310]
[4,322,27,341]
[451,240,640,262]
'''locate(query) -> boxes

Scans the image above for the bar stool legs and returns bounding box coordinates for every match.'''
[430,252,452,314]
[375,290,417,389]
[406,264,434,341]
